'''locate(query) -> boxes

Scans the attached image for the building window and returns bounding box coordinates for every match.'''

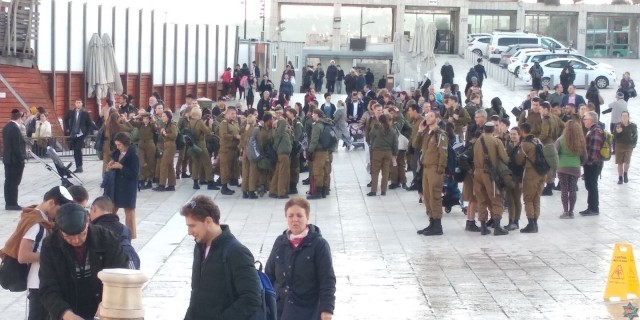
[294,55,299,70]
[272,53,277,71]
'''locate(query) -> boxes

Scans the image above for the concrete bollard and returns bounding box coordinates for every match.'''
[98,268,149,320]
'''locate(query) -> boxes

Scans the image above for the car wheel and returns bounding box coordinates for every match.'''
[514,67,520,77]
[472,49,482,57]
[595,76,609,89]
[541,77,551,87]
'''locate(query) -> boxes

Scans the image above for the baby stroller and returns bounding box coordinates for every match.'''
[442,175,464,214]
[30,147,84,188]
[349,122,365,150]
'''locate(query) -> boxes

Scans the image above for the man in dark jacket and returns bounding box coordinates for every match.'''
[182,195,261,320]
[336,65,345,94]
[325,60,338,94]
[365,68,374,87]
[3,109,26,210]
[39,203,128,320]
[89,196,140,269]
[312,63,325,93]
[560,62,576,94]
[63,99,93,173]
[473,58,487,88]
[279,74,294,98]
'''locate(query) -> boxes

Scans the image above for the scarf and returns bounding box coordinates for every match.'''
[288,227,309,249]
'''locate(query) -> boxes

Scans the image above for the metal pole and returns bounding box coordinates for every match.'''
[243,0,247,39]
[360,7,363,39]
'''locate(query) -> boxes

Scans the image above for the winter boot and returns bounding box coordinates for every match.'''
[181,172,191,178]
[505,220,520,231]
[192,180,200,190]
[541,184,553,196]
[465,220,481,232]
[307,187,324,200]
[520,218,538,233]
[165,186,175,191]
[618,176,623,184]
[388,183,399,190]
[221,183,235,195]
[152,186,166,192]
[417,218,434,235]
[504,219,513,229]
[492,218,509,236]
[624,172,629,183]
[302,177,311,185]
[486,218,494,228]
[423,219,443,236]
[248,191,258,199]
[207,181,220,190]
[242,191,249,199]
[230,179,240,186]
[480,221,491,235]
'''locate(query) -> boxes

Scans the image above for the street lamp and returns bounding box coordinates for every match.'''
[242,0,247,39]
[360,8,374,39]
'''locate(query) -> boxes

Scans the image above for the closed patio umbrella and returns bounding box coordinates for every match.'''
[101,33,123,98]
[423,22,437,71]
[86,33,107,102]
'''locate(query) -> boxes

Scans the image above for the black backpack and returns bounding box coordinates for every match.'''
[182,127,196,147]
[319,123,338,151]
[120,226,140,270]
[525,137,551,175]
[175,129,185,150]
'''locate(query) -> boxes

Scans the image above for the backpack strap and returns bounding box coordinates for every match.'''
[479,137,494,170]
[221,238,240,300]
[26,224,46,274]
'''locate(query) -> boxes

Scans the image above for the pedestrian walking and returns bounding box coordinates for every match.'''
[333,100,351,151]
[63,99,93,173]
[613,111,637,184]
[529,61,544,91]
[181,195,262,320]
[560,62,576,94]
[368,114,398,197]
[440,61,454,89]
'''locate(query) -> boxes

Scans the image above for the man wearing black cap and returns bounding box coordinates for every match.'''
[3,109,27,210]
[39,203,127,320]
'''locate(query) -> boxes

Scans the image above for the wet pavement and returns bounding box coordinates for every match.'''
[1,55,640,319]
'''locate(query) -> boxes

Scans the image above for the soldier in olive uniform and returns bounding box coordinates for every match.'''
[176,106,193,179]
[240,115,259,199]
[414,110,448,236]
[269,107,293,198]
[473,122,510,236]
[257,113,275,194]
[152,103,165,185]
[286,108,303,194]
[406,103,424,178]
[517,97,542,137]
[516,122,545,233]
[218,106,241,195]
[188,108,217,190]
[132,112,157,189]
[539,102,563,195]
[389,106,412,190]
[443,96,471,136]
[307,109,332,199]
[154,111,178,191]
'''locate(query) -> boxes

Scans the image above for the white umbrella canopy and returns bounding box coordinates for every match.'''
[409,18,425,59]
[101,33,123,96]
[392,31,403,74]
[86,33,108,100]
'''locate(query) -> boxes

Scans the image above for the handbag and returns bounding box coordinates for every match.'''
[396,128,409,151]
[0,226,45,292]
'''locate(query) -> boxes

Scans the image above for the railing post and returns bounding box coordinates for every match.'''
[98,269,148,320]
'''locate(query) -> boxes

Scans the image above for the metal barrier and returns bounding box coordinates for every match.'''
[27,135,97,158]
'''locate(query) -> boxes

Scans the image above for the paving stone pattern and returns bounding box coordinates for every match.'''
[1,55,639,319]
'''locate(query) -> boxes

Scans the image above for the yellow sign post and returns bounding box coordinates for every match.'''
[604,242,640,301]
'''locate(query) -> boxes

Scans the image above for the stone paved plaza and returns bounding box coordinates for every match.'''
[2,55,640,319]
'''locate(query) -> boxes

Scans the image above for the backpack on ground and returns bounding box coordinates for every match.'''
[600,129,614,161]
[246,129,261,162]
[120,226,140,270]
[222,239,277,320]
[319,123,338,151]
[0,225,44,292]
[525,137,551,175]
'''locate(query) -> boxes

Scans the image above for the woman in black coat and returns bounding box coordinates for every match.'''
[440,61,454,88]
[585,81,601,116]
[105,132,140,239]
[266,198,336,320]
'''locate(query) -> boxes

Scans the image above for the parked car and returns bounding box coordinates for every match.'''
[487,32,576,63]
[520,58,616,89]
[467,33,491,43]
[507,48,550,77]
[499,44,549,67]
[468,36,490,57]
[517,52,616,80]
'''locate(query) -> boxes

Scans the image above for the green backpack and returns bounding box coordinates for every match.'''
[600,130,614,161]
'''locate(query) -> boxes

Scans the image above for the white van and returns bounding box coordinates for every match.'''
[487,32,575,63]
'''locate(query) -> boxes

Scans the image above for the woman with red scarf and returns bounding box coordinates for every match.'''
[265,197,336,320]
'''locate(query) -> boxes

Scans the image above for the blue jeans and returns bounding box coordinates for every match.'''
[336,80,343,94]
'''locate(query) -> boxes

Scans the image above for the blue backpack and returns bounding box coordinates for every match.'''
[222,239,277,320]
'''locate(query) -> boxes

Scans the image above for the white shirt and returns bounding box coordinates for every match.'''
[22,209,48,289]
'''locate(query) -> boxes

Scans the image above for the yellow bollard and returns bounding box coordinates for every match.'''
[604,243,640,301]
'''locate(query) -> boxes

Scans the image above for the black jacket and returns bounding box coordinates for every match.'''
[2,121,26,165]
[258,80,274,95]
[346,98,365,122]
[326,65,338,81]
[64,108,92,136]
[440,64,454,88]
[92,213,125,236]
[105,144,140,209]
[265,225,336,320]
[257,98,271,121]
[184,225,261,320]
[337,69,345,81]
[39,225,128,320]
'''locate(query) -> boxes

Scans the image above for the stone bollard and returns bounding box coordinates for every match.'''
[98,268,149,320]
